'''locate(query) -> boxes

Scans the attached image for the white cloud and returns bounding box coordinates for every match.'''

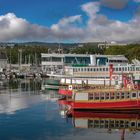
[78,2,140,43]
[0,1,140,43]
[0,13,50,41]
[50,15,85,41]
[134,0,140,2]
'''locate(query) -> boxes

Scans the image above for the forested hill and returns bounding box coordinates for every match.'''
[104,44,140,62]
[71,43,140,62]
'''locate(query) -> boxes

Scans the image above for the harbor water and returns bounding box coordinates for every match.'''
[0,79,140,140]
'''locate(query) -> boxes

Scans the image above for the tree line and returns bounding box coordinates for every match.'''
[0,43,139,64]
[71,43,140,62]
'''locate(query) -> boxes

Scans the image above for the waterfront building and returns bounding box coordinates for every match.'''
[41,53,128,73]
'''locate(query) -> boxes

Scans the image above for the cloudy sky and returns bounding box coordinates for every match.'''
[0,0,140,43]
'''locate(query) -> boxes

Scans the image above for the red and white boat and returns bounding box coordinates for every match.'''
[71,88,140,111]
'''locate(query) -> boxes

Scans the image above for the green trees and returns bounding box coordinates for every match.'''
[4,45,48,64]
[71,43,104,54]
[104,44,140,62]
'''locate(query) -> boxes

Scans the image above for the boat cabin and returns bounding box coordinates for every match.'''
[74,91,140,102]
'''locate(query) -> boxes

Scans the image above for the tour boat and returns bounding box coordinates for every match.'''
[71,88,140,110]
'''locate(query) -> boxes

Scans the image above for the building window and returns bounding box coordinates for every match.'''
[125,67,127,71]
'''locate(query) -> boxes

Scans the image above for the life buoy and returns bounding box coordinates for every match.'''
[113,76,118,80]
[134,84,138,89]
[68,85,73,90]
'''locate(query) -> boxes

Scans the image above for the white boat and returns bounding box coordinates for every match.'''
[42,54,140,86]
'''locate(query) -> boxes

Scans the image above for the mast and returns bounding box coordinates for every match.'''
[19,49,22,72]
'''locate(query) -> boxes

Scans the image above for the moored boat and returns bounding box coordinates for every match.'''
[45,79,61,86]
[71,88,140,111]
[42,78,61,90]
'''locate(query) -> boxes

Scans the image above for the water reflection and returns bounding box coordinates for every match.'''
[71,111,140,140]
[0,79,140,140]
[0,79,60,114]
[58,99,140,140]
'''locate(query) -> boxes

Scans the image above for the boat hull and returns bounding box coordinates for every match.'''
[42,85,60,90]
[72,100,140,111]
[45,79,61,86]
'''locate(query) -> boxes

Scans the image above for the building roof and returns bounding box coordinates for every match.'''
[108,56,128,61]
[41,53,127,60]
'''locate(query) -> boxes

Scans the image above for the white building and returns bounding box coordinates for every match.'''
[41,53,128,73]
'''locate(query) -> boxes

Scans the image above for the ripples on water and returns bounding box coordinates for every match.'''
[0,78,140,140]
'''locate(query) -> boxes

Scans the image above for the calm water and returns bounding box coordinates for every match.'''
[0,79,140,140]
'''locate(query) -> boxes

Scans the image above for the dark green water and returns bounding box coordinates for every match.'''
[0,79,140,140]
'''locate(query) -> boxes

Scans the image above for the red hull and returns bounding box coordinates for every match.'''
[58,89,72,96]
[72,111,140,119]
[72,100,140,110]
[58,99,72,106]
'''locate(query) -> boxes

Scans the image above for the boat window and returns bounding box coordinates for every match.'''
[116,92,120,99]
[121,92,125,99]
[138,92,140,98]
[100,68,102,71]
[126,92,130,99]
[116,68,118,71]
[81,68,83,71]
[95,93,100,100]
[110,92,115,99]
[105,93,110,100]
[125,67,127,71]
[119,67,121,71]
[100,93,105,100]
[103,68,105,71]
[106,68,108,71]
[131,92,137,98]
[88,93,94,100]
[122,67,124,71]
